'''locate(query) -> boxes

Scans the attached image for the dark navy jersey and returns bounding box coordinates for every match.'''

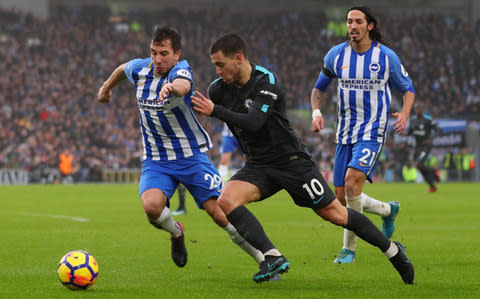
[407,113,438,148]
[208,64,309,163]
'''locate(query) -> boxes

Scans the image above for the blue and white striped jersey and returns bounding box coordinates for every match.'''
[124,58,212,161]
[315,41,415,144]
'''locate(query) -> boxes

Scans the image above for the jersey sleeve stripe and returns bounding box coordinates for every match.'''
[255,65,275,84]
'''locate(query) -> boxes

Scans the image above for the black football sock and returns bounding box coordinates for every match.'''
[417,165,435,188]
[345,208,391,252]
[426,168,436,187]
[177,184,186,210]
[227,206,275,253]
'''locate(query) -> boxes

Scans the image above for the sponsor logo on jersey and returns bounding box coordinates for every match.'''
[338,78,385,91]
[369,63,380,73]
[260,90,278,100]
[413,129,426,136]
[176,69,192,79]
[137,97,170,110]
[244,98,253,109]
[313,195,324,205]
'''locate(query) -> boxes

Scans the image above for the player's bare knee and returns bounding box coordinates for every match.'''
[141,197,162,220]
[329,215,347,227]
[143,202,161,220]
[217,195,233,214]
[329,208,348,227]
[141,189,166,220]
[217,188,241,214]
[204,200,229,227]
[211,211,228,227]
[344,180,360,198]
[205,208,220,223]
[315,200,348,226]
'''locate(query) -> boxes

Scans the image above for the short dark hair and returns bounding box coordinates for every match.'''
[151,25,181,52]
[347,6,384,44]
[209,33,247,58]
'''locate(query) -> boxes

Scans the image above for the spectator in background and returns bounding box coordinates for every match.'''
[444,148,460,182]
[462,147,476,181]
[0,4,478,184]
[58,148,77,184]
[402,160,417,183]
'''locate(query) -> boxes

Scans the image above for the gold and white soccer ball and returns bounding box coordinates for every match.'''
[57,250,99,290]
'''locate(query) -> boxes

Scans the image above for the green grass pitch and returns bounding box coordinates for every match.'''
[0,183,479,298]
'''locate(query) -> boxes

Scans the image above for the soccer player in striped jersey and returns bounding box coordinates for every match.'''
[311,6,415,264]
[193,33,414,284]
[97,26,264,269]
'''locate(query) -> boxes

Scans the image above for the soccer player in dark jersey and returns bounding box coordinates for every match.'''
[406,103,440,192]
[191,33,414,284]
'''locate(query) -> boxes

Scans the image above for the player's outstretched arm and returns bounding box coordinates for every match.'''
[310,87,326,132]
[159,78,191,100]
[391,91,415,134]
[192,90,267,132]
[97,63,127,104]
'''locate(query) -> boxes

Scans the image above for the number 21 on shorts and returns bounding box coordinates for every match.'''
[359,148,377,167]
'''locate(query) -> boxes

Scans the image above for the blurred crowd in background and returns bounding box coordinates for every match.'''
[0,4,478,183]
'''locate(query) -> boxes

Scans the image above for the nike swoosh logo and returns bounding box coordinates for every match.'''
[267,258,284,271]
[341,65,349,69]
[359,163,368,167]
[313,195,324,205]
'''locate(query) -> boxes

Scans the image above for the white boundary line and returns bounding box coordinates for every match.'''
[21,212,90,222]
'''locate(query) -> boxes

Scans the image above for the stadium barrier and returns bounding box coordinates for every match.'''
[0,167,473,184]
[0,168,64,185]
[0,169,29,185]
[0,168,140,184]
[102,169,140,183]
